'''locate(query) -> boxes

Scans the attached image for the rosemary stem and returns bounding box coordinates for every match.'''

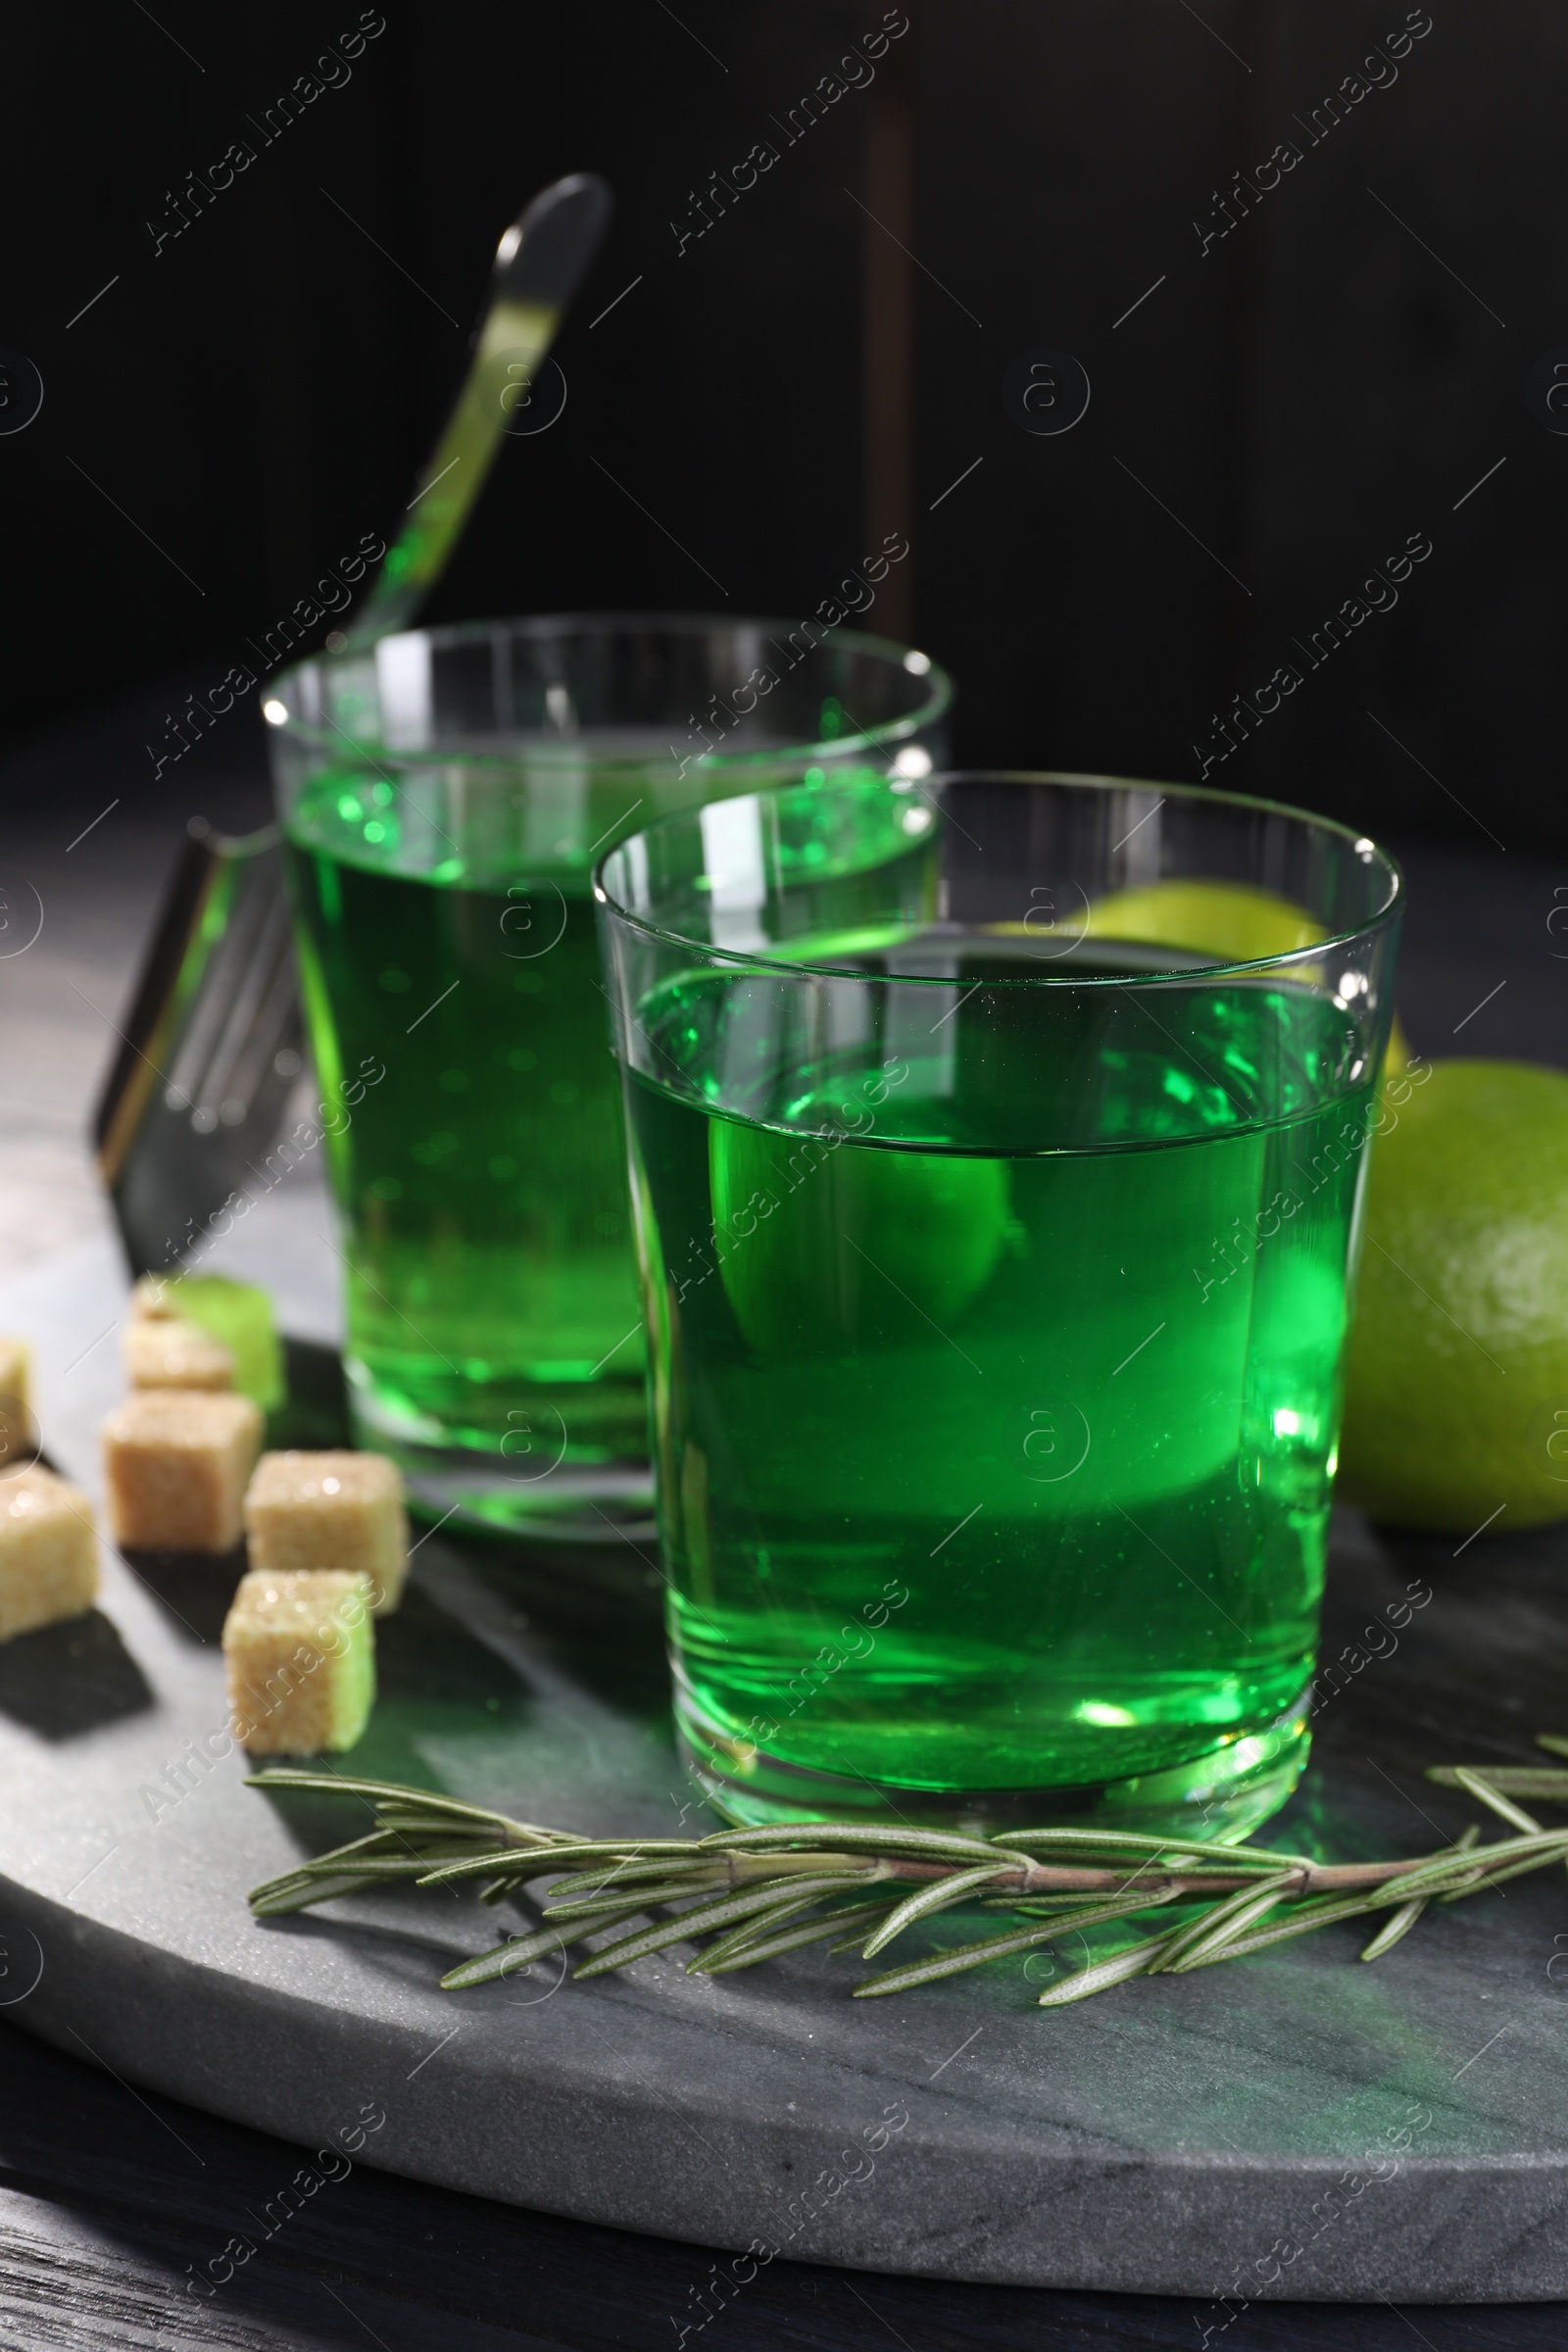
[245,1744,1568,2016]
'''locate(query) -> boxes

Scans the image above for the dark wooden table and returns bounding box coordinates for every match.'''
[2,686,1566,2347]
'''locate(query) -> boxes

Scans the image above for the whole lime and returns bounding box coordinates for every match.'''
[1339,1059,1568,1532]
[710,1117,1010,1358]
[1079,875,1326,960]
[1047,876,1413,1070]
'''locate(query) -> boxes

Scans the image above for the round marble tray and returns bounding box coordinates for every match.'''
[1,1226,1565,2300]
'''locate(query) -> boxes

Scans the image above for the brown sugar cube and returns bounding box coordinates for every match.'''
[102,1391,263,1553]
[129,1275,175,1320]
[122,1317,234,1392]
[0,1336,30,1470]
[243,1450,410,1614]
[222,1569,375,1753]
[0,1464,99,1641]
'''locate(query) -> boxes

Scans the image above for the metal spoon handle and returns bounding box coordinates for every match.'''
[345,172,612,653]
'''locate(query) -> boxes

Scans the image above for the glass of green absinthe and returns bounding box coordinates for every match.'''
[268,616,951,1538]
[597,772,1402,1837]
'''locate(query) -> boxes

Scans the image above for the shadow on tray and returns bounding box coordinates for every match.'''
[431,1532,671,1721]
[119,1544,245,1644]
[268,1336,353,1450]
[251,1904,522,1993]
[0,1608,154,1739]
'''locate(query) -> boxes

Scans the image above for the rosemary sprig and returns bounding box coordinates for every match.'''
[244,1738,1568,2009]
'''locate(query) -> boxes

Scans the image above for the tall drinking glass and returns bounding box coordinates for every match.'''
[597,772,1402,1838]
[267,615,952,1539]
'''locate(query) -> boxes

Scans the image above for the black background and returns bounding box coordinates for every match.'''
[2,0,1562,857]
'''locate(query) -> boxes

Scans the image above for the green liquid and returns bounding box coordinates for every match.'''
[625,936,1372,1807]
[283,777,645,1484]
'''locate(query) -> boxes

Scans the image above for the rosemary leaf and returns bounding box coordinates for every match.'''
[968,1831,1205,1863]
[371,1810,519,1833]
[248,1850,475,1910]
[1357,1901,1424,1963]
[1171,1890,1382,1968]
[245,1769,560,1840]
[855,1893,1180,1998]
[1379,1829,1568,1904]
[417,1840,704,1886]
[982,1892,1152,1913]
[699,1823,1029,1867]
[1435,1841,1568,1903]
[379,1827,532,1854]
[829,1920,891,1955]
[441,1893,684,1988]
[997,1829,1307,1870]
[696,1900,900,1975]
[685,1896,833,1971]
[1153,1871,1301,1974]
[1537,1736,1568,1760]
[1448,1767,1544,1837]
[270,1827,409,1864]
[856,1864,1018,1958]
[251,1871,400,1916]
[440,1934,567,1989]
[572,1875,864,1980]
[1361,1827,1480,1961]
[544,1876,726,1922]
[519,1840,707,1866]
[1035,1932,1178,2005]
[246,1769,463,1805]
[290,1853,472,1878]
[1426,1766,1568,1798]
[544,1857,726,1897]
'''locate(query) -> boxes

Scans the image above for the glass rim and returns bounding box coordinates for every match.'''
[264,610,955,771]
[593,766,1405,990]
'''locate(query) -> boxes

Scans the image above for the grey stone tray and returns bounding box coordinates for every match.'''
[2,1218,1566,2302]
